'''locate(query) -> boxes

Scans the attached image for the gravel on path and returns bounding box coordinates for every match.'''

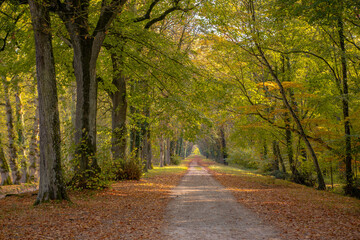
[163,158,282,240]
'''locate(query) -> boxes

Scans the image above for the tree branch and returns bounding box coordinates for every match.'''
[92,0,127,37]
[133,0,161,23]
[286,49,343,95]
[0,9,25,52]
[144,4,197,29]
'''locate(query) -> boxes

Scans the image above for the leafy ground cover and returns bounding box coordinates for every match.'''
[200,157,360,240]
[0,159,190,239]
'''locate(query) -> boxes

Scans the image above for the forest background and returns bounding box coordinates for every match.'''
[1,0,360,204]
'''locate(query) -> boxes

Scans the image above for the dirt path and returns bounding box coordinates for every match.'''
[163,158,282,240]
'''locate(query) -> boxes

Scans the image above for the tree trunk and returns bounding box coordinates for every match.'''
[29,0,69,204]
[29,99,39,182]
[176,137,183,156]
[170,140,176,163]
[71,36,100,181]
[142,105,152,170]
[272,141,280,171]
[165,138,171,165]
[248,0,325,189]
[159,137,165,167]
[262,139,268,161]
[56,0,127,187]
[130,105,141,158]
[183,141,188,159]
[14,81,29,183]
[142,130,150,171]
[110,53,127,161]
[145,128,152,171]
[256,46,326,189]
[219,125,227,164]
[276,143,286,173]
[0,134,12,185]
[284,108,304,182]
[2,76,21,184]
[338,17,354,195]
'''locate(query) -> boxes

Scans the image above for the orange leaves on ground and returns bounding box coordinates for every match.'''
[0,174,184,240]
[201,159,360,240]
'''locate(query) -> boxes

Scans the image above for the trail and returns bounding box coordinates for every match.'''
[163,157,281,240]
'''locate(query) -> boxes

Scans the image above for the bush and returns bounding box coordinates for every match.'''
[261,162,273,173]
[114,158,143,181]
[228,150,259,170]
[271,170,288,180]
[171,155,182,165]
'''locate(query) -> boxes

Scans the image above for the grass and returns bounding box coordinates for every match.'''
[143,158,190,178]
[204,159,296,187]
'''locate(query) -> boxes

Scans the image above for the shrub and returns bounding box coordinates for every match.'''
[114,157,143,181]
[261,162,273,173]
[228,150,259,170]
[271,170,288,180]
[171,155,182,165]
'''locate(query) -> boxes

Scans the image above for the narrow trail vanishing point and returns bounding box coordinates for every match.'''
[163,157,282,240]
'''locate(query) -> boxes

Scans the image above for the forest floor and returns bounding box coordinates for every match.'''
[200,158,360,240]
[0,155,360,239]
[0,162,189,239]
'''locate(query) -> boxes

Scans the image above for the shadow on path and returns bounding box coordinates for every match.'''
[163,157,281,240]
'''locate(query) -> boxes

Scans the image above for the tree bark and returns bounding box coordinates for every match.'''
[219,125,227,164]
[170,140,176,163]
[14,81,29,183]
[165,138,171,165]
[272,141,280,171]
[110,53,127,161]
[29,0,69,204]
[0,134,12,185]
[255,45,326,189]
[29,99,39,182]
[159,137,165,167]
[143,109,152,171]
[276,142,286,173]
[338,17,354,195]
[2,76,21,184]
[54,0,127,187]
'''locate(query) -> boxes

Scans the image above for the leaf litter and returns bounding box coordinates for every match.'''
[200,158,360,240]
[0,173,185,240]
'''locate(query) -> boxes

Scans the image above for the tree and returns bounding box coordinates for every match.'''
[2,76,21,184]
[275,0,360,195]
[29,0,68,204]
[0,133,11,185]
[48,0,128,188]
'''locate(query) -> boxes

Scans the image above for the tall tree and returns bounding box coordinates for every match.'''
[50,0,127,188]
[2,76,21,184]
[29,0,68,204]
[0,134,12,185]
[28,99,39,182]
[14,80,29,183]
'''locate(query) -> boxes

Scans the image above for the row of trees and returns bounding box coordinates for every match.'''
[196,0,360,196]
[1,0,202,204]
[1,0,360,205]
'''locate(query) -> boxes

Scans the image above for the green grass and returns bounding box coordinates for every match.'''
[143,159,190,178]
[207,159,294,187]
